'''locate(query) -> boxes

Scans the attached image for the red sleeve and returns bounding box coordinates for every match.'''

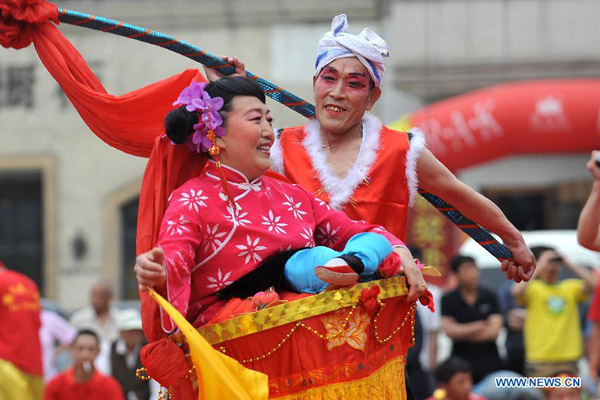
[588,281,600,323]
[298,185,405,249]
[154,186,203,333]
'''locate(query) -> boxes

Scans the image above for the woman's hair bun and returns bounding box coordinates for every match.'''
[164,106,197,144]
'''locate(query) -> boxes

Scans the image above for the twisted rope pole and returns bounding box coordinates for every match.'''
[57,8,315,117]
[56,8,513,262]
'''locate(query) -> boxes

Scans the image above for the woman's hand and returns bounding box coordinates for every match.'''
[134,247,167,293]
[393,247,427,301]
[203,55,246,82]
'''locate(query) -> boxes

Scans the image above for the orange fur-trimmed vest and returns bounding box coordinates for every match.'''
[270,114,425,242]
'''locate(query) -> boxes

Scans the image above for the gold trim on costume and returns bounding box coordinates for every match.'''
[197,276,408,345]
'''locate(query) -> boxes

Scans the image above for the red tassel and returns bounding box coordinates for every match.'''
[214,159,237,209]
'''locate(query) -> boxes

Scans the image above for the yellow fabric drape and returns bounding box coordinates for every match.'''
[147,289,269,400]
[0,359,44,400]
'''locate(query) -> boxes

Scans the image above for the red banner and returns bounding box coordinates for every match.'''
[407,80,600,172]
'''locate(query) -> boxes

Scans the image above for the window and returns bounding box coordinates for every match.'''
[0,171,44,292]
[483,181,592,231]
[120,197,139,299]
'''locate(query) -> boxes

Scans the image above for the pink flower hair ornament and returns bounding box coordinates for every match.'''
[173,81,226,155]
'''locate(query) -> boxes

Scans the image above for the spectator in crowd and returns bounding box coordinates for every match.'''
[512,246,596,377]
[497,279,526,375]
[441,255,503,383]
[426,357,486,400]
[40,308,77,381]
[44,329,124,400]
[577,150,600,252]
[70,280,121,343]
[0,261,44,400]
[109,309,152,400]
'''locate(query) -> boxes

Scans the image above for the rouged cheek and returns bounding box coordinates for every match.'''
[315,78,335,92]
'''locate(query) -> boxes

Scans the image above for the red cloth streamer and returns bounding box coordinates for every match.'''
[33,22,203,157]
[0,0,58,49]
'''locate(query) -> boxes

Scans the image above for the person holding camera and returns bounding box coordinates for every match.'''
[511,246,596,377]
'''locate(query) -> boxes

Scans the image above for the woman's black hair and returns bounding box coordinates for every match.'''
[165,76,266,145]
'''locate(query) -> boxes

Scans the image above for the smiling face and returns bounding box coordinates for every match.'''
[217,96,274,180]
[313,57,381,137]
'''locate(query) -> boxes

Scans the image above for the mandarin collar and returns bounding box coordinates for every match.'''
[205,160,263,187]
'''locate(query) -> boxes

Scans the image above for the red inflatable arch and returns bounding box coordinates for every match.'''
[392,80,600,172]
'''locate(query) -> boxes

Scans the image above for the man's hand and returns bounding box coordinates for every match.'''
[203,55,246,82]
[501,239,536,283]
[134,247,167,293]
[586,150,600,181]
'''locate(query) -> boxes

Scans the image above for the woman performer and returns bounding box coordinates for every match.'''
[206,14,536,284]
[134,75,415,332]
[134,76,424,399]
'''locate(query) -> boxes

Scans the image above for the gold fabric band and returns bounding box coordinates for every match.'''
[197,276,408,345]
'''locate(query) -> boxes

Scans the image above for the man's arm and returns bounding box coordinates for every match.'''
[441,316,486,340]
[577,151,600,251]
[470,314,503,342]
[417,149,535,282]
[562,257,597,296]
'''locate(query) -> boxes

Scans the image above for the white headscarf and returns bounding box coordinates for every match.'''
[315,14,390,87]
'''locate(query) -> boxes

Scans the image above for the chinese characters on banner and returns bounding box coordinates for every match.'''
[407,196,463,285]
